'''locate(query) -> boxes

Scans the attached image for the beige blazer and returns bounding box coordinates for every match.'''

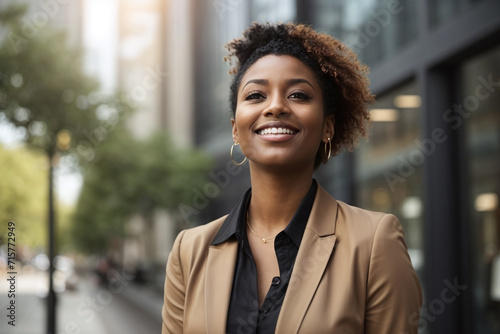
[162,185,422,333]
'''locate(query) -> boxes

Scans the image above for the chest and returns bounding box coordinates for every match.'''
[248,237,280,302]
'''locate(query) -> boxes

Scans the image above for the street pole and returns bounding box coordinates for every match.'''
[47,161,56,334]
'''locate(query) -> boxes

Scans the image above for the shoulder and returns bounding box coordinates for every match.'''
[170,215,228,269]
[335,199,399,237]
[313,185,405,255]
[178,216,228,245]
[174,215,228,251]
[330,199,407,258]
[336,200,387,226]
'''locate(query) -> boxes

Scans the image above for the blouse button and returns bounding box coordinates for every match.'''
[272,276,281,286]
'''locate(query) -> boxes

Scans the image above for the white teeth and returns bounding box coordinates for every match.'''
[258,127,297,135]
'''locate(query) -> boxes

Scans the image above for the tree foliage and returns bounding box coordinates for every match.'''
[0,4,132,161]
[0,4,132,256]
[0,144,47,249]
[71,126,213,255]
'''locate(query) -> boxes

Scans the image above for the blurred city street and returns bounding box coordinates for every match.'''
[0,269,163,334]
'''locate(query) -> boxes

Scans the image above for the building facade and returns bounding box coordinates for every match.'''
[181,0,500,333]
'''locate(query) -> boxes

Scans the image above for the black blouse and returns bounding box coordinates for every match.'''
[211,180,317,334]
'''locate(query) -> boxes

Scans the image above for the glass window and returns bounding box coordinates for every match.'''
[430,0,488,27]
[355,81,424,276]
[463,45,500,334]
[311,0,418,66]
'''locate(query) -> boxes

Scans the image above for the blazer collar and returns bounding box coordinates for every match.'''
[211,180,318,247]
[299,183,338,236]
[205,188,249,333]
[205,239,238,334]
[276,184,339,333]
[210,188,251,245]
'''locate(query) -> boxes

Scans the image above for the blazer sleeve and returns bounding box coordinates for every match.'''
[162,230,187,334]
[364,214,423,334]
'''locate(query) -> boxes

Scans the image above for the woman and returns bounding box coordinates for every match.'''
[162,22,422,333]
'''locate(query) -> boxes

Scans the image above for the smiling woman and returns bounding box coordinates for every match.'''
[232,54,329,171]
[162,22,422,334]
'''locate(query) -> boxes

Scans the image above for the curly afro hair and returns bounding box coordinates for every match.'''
[224,22,374,168]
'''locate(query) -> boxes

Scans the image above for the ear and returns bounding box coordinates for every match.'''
[322,114,335,142]
[231,118,238,143]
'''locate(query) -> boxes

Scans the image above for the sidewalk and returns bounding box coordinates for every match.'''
[118,280,164,324]
[1,270,163,333]
[1,270,108,334]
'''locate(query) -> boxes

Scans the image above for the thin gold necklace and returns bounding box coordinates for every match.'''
[246,211,277,243]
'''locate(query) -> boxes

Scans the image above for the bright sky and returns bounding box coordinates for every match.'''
[83,0,118,93]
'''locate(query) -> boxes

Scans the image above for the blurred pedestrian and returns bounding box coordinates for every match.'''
[162,22,422,333]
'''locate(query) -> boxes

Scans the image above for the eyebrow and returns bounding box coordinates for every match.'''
[241,78,316,92]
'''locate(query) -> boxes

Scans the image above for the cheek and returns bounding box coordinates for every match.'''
[233,109,252,137]
[311,104,326,134]
[299,107,325,135]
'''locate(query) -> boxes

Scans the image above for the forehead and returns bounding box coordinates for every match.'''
[239,54,319,89]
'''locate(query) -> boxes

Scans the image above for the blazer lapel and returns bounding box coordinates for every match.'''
[205,240,238,334]
[276,185,338,333]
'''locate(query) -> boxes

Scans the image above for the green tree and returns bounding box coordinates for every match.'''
[72,126,212,255]
[0,143,73,252]
[0,4,131,251]
[0,5,132,331]
[0,144,47,249]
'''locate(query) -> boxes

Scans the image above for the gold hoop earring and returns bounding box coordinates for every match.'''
[325,138,332,161]
[230,142,247,166]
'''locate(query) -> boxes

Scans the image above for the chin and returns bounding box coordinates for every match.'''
[252,156,314,171]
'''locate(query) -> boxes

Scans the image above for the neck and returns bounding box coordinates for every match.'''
[247,163,314,235]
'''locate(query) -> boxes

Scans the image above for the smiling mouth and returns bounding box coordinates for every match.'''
[257,127,298,135]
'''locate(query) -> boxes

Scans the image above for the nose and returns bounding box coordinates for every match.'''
[263,94,290,117]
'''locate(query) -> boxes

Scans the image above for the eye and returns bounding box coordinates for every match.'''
[289,91,312,100]
[245,91,265,100]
